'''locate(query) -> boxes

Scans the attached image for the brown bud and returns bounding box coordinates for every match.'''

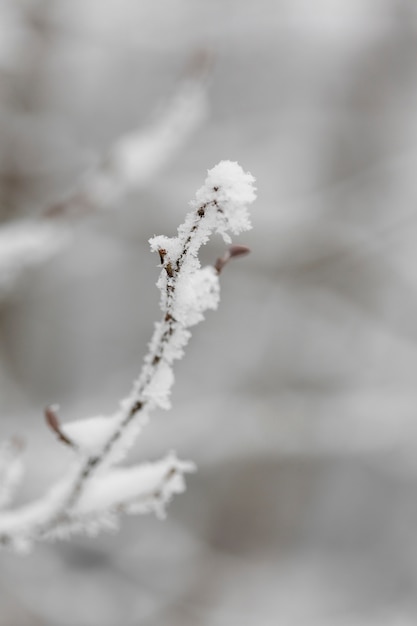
[215,245,251,273]
[158,248,167,264]
[165,262,174,278]
[44,405,74,447]
[229,245,251,259]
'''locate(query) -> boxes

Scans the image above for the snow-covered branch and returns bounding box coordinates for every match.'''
[0,67,209,295]
[0,160,256,551]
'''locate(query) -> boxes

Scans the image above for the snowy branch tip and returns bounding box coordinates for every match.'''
[192,160,256,241]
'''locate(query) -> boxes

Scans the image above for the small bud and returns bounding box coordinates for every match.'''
[229,245,251,259]
[44,406,74,447]
[215,245,251,273]
[158,248,166,264]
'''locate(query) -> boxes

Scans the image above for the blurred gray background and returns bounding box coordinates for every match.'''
[1,0,417,624]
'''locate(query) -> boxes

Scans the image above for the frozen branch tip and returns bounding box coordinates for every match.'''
[0,160,256,552]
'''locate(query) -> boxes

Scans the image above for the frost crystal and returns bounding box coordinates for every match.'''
[174,267,220,326]
[192,160,256,242]
[142,362,175,410]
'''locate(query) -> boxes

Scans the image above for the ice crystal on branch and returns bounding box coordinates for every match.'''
[0,160,256,551]
[192,160,255,242]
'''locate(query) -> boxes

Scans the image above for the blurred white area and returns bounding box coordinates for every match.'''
[2,0,417,624]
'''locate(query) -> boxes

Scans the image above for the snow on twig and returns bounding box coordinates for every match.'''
[0,160,256,551]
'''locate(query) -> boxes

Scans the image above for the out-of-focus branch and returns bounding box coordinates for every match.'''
[0,56,211,296]
[0,161,255,551]
[45,55,210,218]
[0,438,24,511]
[0,219,71,293]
